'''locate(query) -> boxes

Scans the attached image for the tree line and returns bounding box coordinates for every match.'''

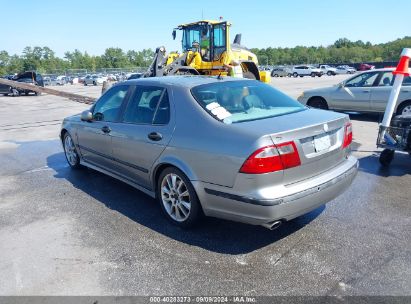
[0,47,154,75]
[0,36,410,75]
[251,36,411,66]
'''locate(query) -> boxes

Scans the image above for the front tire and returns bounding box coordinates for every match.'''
[11,88,19,96]
[63,132,81,169]
[293,72,298,78]
[157,167,202,228]
[327,71,332,76]
[307,97,328,110]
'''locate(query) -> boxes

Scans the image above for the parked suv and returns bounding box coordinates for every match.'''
[0,72,44,96]
[319,65,337,76]
[292,65,323,77]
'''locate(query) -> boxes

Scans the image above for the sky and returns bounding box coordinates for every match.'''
[2,0,410,57]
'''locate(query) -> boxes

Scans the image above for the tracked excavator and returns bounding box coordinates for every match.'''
[144,20,270,83]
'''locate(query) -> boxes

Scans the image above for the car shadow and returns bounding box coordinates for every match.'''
[358,151,411,177]
[47,151,324,254]
[346,112,383,123]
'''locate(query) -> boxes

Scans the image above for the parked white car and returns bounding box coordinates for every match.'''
[319,65,337,76]
[292,65,323,77]
[84,75,105,86]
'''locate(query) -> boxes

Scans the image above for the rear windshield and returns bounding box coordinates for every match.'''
[191,80,305,123]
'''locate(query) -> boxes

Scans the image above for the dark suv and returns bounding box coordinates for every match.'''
[0,71,44,96]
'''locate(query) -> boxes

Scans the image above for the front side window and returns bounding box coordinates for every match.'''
[123,86,170,125]
[191,80,305,124]
[93,85,128,122]
[345,72,379,87]
[378,72,394,86]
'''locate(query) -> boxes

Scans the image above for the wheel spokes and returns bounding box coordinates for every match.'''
[161,173,191,222]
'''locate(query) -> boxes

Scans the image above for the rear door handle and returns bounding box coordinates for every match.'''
[362,90,370,93]
[101,126,111,133]
[402,89,410,92]
[148,132,162,141]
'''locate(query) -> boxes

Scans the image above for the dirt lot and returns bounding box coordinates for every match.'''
[0,76,410,296]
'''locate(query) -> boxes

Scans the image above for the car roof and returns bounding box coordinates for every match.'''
[124,76,253,88]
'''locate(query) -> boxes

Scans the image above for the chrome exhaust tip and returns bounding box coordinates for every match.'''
[262,220,282,230]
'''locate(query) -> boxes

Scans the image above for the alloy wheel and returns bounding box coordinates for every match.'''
[64,135,78,166]
[401,105,411,116]
[160,173,191,222]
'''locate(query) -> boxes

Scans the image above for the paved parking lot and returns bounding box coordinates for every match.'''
[0,76,410,296]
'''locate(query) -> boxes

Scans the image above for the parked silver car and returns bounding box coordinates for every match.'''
[61,77,358,229]
[298,68,411,115]
[271,67,291,77]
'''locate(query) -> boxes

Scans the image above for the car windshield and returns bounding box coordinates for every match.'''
[191,80,306,124]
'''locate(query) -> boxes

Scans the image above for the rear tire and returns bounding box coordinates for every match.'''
[379,149,394,167]
[311,72,316,77]
[308,97,328,110]
[157,167,202,228]
[396,100,411,116]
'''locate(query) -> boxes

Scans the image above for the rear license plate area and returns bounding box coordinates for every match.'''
[314,134,331,152]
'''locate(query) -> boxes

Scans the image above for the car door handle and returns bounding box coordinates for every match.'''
[101,126,111,134]
[362,90,370,93]
[148,132,162,141]
[401,89,409,92]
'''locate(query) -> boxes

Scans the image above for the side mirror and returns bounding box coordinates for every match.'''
[172,29,176,40]
[338,82,345,88]
[81,110,93,122]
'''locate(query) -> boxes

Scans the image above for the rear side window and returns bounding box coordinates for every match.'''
[403,76,411,86]
[123,86,170,125]
[191,80,305,124]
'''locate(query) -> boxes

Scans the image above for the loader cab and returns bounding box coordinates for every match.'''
[177,21,228,63]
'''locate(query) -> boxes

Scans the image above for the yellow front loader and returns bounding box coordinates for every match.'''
[144,20,270,83]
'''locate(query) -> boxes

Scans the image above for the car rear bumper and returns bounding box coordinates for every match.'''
[194,155,358,226]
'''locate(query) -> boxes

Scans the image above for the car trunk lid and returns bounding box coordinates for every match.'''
[233,109,350,184]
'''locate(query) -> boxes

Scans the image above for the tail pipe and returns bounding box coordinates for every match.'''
[261,220,283,230]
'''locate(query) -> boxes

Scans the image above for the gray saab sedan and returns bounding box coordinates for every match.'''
[298,68,411,115]
[61,76,358,229]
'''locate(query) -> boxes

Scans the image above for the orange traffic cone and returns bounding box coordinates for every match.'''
[393,48,411,76]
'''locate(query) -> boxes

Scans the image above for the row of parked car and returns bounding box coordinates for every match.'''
[270,65,358,78]
[41,72,142,87]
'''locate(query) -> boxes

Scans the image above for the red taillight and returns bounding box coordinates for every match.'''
[240,141,301,174]
[342,122,353,148]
